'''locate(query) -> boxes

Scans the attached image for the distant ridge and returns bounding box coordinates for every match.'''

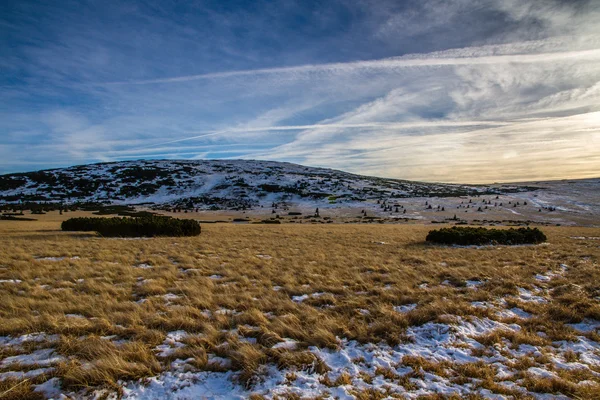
[0,159,538,209]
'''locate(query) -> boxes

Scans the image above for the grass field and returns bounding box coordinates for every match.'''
[1,212,600,399]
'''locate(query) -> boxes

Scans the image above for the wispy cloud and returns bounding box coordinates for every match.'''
[256,112,600,183]
[103,47,600,86]
[1,0,599,182]
[139,120,511,148]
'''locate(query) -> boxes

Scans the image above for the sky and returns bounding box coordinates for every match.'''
[1,0,599,183]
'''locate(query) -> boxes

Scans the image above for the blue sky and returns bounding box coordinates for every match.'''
[1,0,599,182]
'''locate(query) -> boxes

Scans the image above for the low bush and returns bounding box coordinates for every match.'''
[0,215,37,221]
[262,219,281,224]
[61,216,201,237]
[426,226,546,245]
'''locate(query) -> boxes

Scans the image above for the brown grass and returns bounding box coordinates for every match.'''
[0,211,599,397]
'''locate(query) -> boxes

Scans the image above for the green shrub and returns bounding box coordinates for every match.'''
[61,216,201,237]
[426,226,546,246]
[258,219,281,224]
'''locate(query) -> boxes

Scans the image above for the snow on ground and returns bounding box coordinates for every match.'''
[65,313,86,319]
[516,287,548,304]
[135,263,153,269]
[162,293,181,304]
[1,348,64,368]
[291,292,331,303]
[0,279,22,284]
[2,264,599,398]
[497,307,532,319]
[116,312,600,399]
[0,368,55,380]
[465,279,485,288]
[35,256,80,261]
[109,264,600,399]
[155,331,188,358]
[34,378,63,398]
[272,338,298,350]
[2,159,569,216]
[394,304,417,313]
[568,320,600,334]
[0,333,59,348]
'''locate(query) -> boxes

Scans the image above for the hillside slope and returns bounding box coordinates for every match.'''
[0,160,527,209]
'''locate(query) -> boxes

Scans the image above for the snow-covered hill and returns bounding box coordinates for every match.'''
[0,159,531,210]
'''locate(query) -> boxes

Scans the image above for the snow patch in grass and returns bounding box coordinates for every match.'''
[155,331,188,358]
[0,333,59,348]
[272,338,298,350]
[568,319,600,333]
[535,273,552,282]
[36,256,80,261]
[291,294,309,303]
[121,370,240,399]
[465,279,485,288]
[497,307,532,319]
[119,316,529,399]
[112,261,600,398]
[207,355,232,369]
[162,293,181,304]
[0,348,64,368]
[527,367,557,379]
[394,303,417,313]
[34,377,62,398]
[470,301,494,309]
[0,367,54,380]
[516,287,548,303]
[554,337,600,366]
[65,313,86,319]
[291,292,330,303]
[180,268,200,274]
[215,309,240,316]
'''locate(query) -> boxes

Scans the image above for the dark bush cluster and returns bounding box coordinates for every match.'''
[61,216,201,237]
[426,226,547,245]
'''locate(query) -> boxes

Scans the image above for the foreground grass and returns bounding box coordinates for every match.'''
[1,213,599,398]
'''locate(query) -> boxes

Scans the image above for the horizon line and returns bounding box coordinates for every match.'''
[1,157,598,187]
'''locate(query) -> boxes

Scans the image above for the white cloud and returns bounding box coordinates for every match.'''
[103,47,600,86]
[1,0,599,181]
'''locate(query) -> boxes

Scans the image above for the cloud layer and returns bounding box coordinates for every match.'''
[1,0,599,182]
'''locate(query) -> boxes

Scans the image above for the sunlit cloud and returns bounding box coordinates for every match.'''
[1,0,599,182]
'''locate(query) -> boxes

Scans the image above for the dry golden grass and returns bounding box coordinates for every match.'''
[1,211,599,398]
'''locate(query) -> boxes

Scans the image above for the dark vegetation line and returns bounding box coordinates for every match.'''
[61,216,201,237]
[426,226,547,245]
